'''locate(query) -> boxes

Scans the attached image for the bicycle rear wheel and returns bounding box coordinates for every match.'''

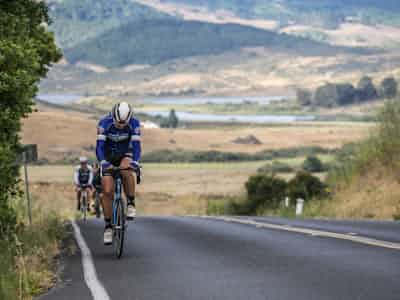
[113,199,125,259]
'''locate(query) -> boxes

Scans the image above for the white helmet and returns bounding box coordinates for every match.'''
[112,102,133,124]
[79,156,88,163]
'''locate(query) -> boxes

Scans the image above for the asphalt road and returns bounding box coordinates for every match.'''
[40,216,400,300]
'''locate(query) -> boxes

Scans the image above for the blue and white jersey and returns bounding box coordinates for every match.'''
[96,114,141,163]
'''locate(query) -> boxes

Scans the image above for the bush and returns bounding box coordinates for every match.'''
[244,174,288,214]
[357,76,378,102]
[288,171,327,201]
[296,89,312,106]
[380,77,398,99]
[257,161,294,173]
[142,146,333,163]
[302,155,325,172]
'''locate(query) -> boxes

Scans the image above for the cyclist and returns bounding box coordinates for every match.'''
[74,156,94,212]
[96,101,141,245]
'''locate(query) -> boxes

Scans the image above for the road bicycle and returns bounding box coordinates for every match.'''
[111,167,128,259]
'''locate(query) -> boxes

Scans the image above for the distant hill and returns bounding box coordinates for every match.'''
[47,0,175,48]
[166,0,400,28]
[64,19,354,68]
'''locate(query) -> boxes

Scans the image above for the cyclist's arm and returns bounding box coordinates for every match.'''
[74,168,80,186]
[96,122,107,164]
[130,119,141,163]
[88,166,94,186]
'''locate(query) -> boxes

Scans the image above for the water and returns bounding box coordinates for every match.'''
[37,93,82,104]
[145,111,315,124]
[143,96,286,105]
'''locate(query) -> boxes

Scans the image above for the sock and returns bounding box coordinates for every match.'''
[104,218,111,228]
[127,196,135,206]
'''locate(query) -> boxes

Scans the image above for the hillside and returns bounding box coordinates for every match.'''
[64,19,350,68]
[165,0,400,28]
[47,0,175,48]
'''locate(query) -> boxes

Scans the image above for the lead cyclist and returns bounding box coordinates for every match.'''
[96,102,141,245]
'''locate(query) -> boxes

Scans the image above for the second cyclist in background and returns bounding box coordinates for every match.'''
[74,156,94,212]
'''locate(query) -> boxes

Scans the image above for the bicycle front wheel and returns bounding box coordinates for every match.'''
[113,199,125,259]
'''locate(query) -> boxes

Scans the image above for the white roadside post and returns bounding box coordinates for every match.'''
[296,198,304,216]
[284,197,290,208]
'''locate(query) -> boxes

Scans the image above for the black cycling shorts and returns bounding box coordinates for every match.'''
[102,153,132,177]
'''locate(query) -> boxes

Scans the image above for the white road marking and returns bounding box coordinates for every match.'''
[201,216,400,250]
[71,221,111,300]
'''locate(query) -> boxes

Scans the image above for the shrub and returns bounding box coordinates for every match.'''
[257,161,294,173]
[356,76,378,102]
[288,171,327,201]
[244,174,288,213]
[296,89,312,106]
[302,155,325,172]
[380,77,398,99]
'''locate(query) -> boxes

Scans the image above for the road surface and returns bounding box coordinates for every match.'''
[39,216,400,300]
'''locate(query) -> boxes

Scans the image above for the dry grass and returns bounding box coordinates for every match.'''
[306,168,400,220]
[26,162,262,216]
[21,106,371,162]
[282,23,400,49]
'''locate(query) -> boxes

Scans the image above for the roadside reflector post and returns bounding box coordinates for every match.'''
[296,198,304,216]
[23,152,32,225]
[284,197,290,208]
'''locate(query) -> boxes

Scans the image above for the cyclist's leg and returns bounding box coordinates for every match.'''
[87,187,94,212]
[101,175,114,220]
[120,157,137,199]
[76,188,81,210]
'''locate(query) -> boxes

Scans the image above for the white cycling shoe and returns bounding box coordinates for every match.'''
[127,204,136,220]
[103,227,113,245]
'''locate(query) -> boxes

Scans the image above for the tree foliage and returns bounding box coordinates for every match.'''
[0,0,61,237]
[245,174,288,213]
[309,75,388,107]
[302,156,325,173]
[380,76,398,99]
[287,171,327,201]
[357,76,378,101]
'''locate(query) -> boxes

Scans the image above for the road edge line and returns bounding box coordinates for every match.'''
[71,220,111,300]
[200,216,400,250]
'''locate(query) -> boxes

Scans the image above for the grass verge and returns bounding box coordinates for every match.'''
[0,196,70,300]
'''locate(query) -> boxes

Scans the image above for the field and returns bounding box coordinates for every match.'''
[26,151,333,216]
[21,103,371,162]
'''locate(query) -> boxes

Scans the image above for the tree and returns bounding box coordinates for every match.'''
[168,109,179,128]
[302,156,325,173]
[245,174,288,213]
[0,0,61,237]
[296,89,312,106]
[335,83,356,105]
[380,77,398,99]
[313,83,338,107]
[288,171,326,201]
[357,76,378,102]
